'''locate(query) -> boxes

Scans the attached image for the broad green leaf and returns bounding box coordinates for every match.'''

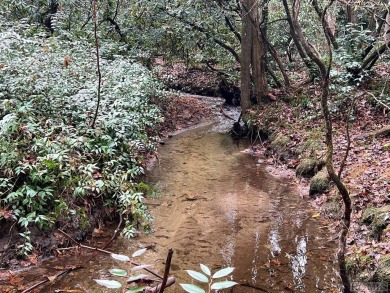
[132,248,147,257]
[94,279,122,288]
[210,281,238,290]
[109,268,127,277]
[180,284,206,293]
[212,267,234,278]
[125,286,146,293]
[127,274,149,282]
[186,270,209,283]
[200,264,211,276]
[111,253,131,262]
[131,264,152,271]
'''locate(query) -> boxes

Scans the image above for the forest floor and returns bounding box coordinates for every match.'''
[155,62,390,284]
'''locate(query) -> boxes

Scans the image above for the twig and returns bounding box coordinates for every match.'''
[21,265,84,293]
[25,223,124,293]
[239,282,269,292]
[366,91,390,110]
[220,105,236,121]
[90,0,102,128]
[338,96,357,179]
[57,229,81,247]
[145,277,175,293]
[158,248,173,293]
[101,212,123,250]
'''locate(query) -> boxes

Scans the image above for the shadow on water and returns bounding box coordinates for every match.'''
[21,104,341,292]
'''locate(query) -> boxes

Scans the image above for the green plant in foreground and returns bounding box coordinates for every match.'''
[94,248,149,292]
[180,264,237,293]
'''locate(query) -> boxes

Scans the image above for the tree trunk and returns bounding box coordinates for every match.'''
[252,0,268,102]
[385,8,390,45]
[240,0,268,113]
[361,9,390,71]
[346,4,356,24]
[282,0,317,78]
[240,0,253,113]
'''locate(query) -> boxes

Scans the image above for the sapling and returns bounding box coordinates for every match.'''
[180,264,237,293]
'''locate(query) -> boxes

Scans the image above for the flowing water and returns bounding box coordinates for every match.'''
[15,101,341,292]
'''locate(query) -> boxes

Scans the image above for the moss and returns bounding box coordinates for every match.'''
[362,205,390,238]
[362,207,378,224]
[309,171,329,196]
[269,133,290,152]
[374,254,390,283]
[383,143,390,151]
[296,158,317,177]
[346,252,376,281]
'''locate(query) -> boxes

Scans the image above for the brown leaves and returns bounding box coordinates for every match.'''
[64,56,72,68]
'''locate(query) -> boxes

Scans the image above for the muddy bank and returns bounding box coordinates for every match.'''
[153,61,240,106]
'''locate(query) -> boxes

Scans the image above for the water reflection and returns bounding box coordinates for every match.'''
[251,231,261,284]
[290,235,308,290]
[269,229,281,257]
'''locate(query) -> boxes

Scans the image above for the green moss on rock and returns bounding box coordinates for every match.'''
[269,133,290,152]
[296,158,317,177]
[346,253,375,281]
[374,253,390,283]
[309,171,329,196]
[362,205,390,238]
[362,207,378,224]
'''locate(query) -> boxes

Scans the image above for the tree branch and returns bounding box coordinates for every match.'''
[159,7,240,63]
[90,0,102,129]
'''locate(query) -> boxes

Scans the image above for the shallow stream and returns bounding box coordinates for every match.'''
[18,102,341,292]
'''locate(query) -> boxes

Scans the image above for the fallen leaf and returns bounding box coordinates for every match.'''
[270,259,282,266]
[312,213,321,218]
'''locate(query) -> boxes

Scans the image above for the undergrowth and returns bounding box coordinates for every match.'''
[0,20,163,256]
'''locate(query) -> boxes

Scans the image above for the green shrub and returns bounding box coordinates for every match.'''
[0,21,162,254]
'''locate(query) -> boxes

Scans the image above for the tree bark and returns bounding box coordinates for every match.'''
[346,4,356,24]
[385,8,390,46]
[251,0,267,102]
[240,0,253,113]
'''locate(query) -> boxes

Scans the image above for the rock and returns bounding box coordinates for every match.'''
[362,205,390,239]
[374,253,390,283]
[309,171,329,196]
[269,133,290,152]
[296,158,317,177]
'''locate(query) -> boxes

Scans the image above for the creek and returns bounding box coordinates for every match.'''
[18,99,341,292]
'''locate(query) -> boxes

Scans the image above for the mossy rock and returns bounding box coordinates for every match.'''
[374,253,390,283]
[346,253,376,281]
[362,205,390,238]
[309,171,329,196]
[362,207,379,224]
[296,158,326,177]
[269,133,290,152]
[296,158,317,177]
